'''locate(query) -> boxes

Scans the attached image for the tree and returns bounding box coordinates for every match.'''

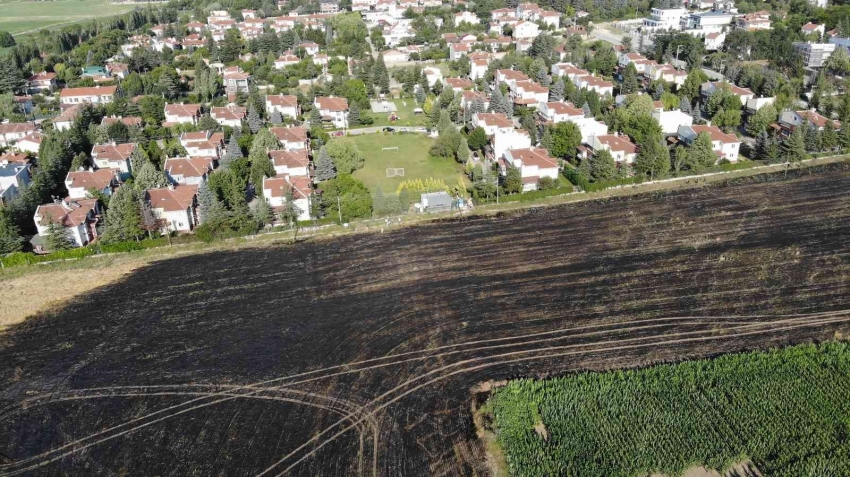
[690,132,717,169]
[45,222,73,251]
[0,31,15,48]
[804,122,820,152]
[529,34,555,60]
[101,185,143,243]
[680,69,708,103]
[821,122,838,152]
[130,147,150,177]
[754,130,770,161]
[415,86,426,105]
[135,161,169,190]
[582,102,592,118]
[197,180,225,224]
[746,105,777,136]
[247,104,262,133]
[249,149,275,187]
[159,70,181,99]
[679,97,691,114]
[0,62,25,95]
[540,127,554,155]
[590,150,616,182]
[221,130,243,169]
[504,164,522,194]
[635,136,670,180]
[374,54,390,94]
[252,195,273,227]
[840,121,850,152]
[320,174,372,221]
[467,126,488,151]
[782,128,807,164]
[314,145,337,181]
[0,208,23,254]
[550,122,582,159]
[326,139,365,174]
[348,103,361,126]
[621,63,639,95]
[456,136,470,163]
[197,113,220,132]
[271,110,283,126]
[549,78,565,102]
[671,145,690,172]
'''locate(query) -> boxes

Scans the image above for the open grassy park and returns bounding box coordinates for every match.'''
[0,0,138,35]
[349,132,467,193]
[365,98,429,128]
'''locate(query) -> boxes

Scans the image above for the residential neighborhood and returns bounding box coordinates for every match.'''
[0,0,847,256]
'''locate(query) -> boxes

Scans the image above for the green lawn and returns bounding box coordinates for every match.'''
[0,0,137,35]
[363,98,428,128]
[349,133,467,194]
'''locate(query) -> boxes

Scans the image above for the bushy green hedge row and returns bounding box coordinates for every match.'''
[497,185,574,204]
[0,235,201,268]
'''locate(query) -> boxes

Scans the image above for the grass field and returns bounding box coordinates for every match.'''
[363,98,428,128]
[0,0,137,35]
[1,164,850,476]
[349,132,467,193]
[488,342,850,477]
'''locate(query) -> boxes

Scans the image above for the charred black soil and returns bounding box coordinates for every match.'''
[2,164,850,476]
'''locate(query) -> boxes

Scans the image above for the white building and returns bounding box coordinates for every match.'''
[651,109,694,135]
[263,175,312,221]
[586,134,639,164]
[314,96,349,128]
[0,160,30,206]
[455,11,480,25]
[33,198,101,248]
[642,8,688,30]
[91,143,136,174]
[270,126,309,150]
[164,157,214,185]
[573,117,610,143]
[64,168,117,200]
[164,103,202,126]
[266,95,300,119]
[678,124,741,162]
[145,185,198,233]
[512,21,540,40]
[0,123,35,148]
[210,105,247,128]
[681,11,735,33]
[500,147,559,192]
[269,150,310,177]
[59,86,117,105]
[537,101,585,124]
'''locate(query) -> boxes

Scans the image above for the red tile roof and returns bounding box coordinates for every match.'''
[0,123,36,135]
[266,95,298,108]
[59,86,117,97]
[164,157,213,178]
[66,168,117,191]
[146,185,198,212]
[315,96,349,112]
[475,113,513,128]
[269,149,309,168]
[92,143,136,161]
[37,199,99,227]
[270,126,308,144]
[508,148,558,169]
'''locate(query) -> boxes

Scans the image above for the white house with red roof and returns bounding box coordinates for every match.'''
[495,69,530,89]
[500,147,559,191]
[314,96,349,128]
[270,126,309,150]
[101,116,143,128]
[677,124,741,162]
[179,131,224,158]
[461,91,490,111]
[164,103,202,126]
[27,71,57,94]
[14,132,43,155]
[469,55,491,80]
[164,157,215,185]
[262,175,312,221]
[0,123,36,148]
[512,20,539,40]
[91,142,136,174]
[537,101,584,124]
[59,86,117,105]
[32,198,102,250]
[574,75,614,96]
[586,134,638,164]
[651,109,694,134]
[266,95,300,119]
[472,112,514,135]
[511,80,549,107]
[454,11,479,25]
[53,105,82,132]
[269,150,310,176]
[211,105,247,128]
[145,185,198,233]
[444,77,474,92]
[801,22,825,38]
[223,66,251,94]
[64,168,119,200]
[449,42,470,61]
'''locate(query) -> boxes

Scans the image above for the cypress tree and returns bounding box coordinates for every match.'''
[549,78,565,102]
[247,104,262,133]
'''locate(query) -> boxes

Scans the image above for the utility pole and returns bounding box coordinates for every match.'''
[337,195,342,224]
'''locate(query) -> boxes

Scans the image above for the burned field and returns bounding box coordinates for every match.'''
[2,164,850,477]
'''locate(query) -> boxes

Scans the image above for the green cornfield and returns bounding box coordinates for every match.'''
[489,342,850,477]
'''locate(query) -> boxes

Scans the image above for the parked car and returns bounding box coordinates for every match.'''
[332,131,345,137]
[383,127,395,132]
[416,127,427,133]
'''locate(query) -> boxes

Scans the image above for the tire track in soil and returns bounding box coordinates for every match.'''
[1,312,832,474]
[265,313,850,476]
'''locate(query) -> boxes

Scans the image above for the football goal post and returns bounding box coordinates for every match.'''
[382,147,399,153]
[386,168,405,177]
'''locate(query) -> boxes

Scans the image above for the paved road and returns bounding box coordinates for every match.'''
[589,25,624,45]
